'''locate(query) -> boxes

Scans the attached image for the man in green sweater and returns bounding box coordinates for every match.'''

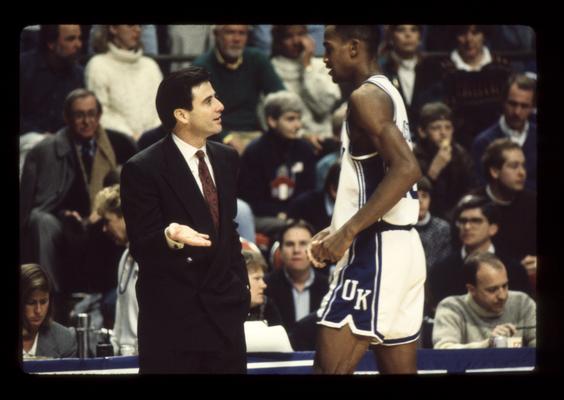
[432,252,536,349]
[192,25,285,154]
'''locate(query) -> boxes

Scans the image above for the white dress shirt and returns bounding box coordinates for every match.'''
[171,133,216,196]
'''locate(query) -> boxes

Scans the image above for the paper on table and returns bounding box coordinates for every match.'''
[244,321,294,353]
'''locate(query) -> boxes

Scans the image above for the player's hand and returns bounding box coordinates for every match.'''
[306,227,331,268]
[309,227,353,267]
[167,222,212,247]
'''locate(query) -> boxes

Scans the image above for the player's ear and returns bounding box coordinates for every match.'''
[350,39,360,57]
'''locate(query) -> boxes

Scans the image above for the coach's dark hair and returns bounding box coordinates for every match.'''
[453,195,500,225]
[463,252,506,286]
[481,138,523,182]
[278,219,316,245]
[155,66,211,131]
[333,25,381,58]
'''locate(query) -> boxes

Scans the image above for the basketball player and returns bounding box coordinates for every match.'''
[307,25,425,374]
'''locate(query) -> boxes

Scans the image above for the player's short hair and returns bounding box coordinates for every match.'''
[333,25,381,57]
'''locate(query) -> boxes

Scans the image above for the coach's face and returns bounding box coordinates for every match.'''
[185,81,224,137]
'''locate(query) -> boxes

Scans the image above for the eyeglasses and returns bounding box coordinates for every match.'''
[456,217,486,227]
[71,110,98,121]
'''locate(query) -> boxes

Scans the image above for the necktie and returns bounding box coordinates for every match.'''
[195,150,219,231]
[81,140,94,181]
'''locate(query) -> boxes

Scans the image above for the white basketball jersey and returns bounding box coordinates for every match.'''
[330,74,419,232]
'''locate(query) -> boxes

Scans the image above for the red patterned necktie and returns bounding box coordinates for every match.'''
[195,150,219,231]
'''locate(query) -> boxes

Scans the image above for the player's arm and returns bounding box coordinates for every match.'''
[310,84,421,264]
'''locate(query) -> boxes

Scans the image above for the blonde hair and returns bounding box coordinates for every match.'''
[94,184,122,218]
[243,249,267,274]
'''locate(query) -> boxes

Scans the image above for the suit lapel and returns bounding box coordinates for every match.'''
[161,135,214,234]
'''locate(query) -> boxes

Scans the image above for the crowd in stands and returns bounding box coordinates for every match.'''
[19,24,537,358]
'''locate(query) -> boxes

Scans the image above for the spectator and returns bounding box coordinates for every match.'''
[414,101,478,220]
[20,89,137,309]
[378,25,444,134]
[270,25,341,151]
[288,160,340,234]
[265,220,329,333]
[192,24,285,153]
[472,73,537,191]
[414,176,452,275]
[428,195,532,314]
[88,25,159,56]
[470,138,537,291]
[249,25,326,58]
[440,25,513,150]
[21,263,77,359]
[20,24,84,136]
[238,91,316,238]
[243,249,283,326]
[86,25,162,141]
[167,25,215,71]
[94,184,139,356]
[432,252,536,349]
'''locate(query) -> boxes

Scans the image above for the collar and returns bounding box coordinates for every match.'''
[485,184,513,206]
[450,46,492,71]
[172,133,207,161]
[416,212,431,227]
[499,115,529,146]
[214,48,243,70]
[107,42,143,64]
[466,292,504,318]
[283,267,315,290]
[461,243,495,260]
[23,332,39,358]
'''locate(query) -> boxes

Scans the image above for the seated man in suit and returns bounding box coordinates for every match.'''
[264,219,329,334]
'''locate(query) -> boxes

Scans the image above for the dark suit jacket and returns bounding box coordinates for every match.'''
[120,134,250,369]
[264,268,328,333]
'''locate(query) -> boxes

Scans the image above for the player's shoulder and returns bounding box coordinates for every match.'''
[349,81,392,114]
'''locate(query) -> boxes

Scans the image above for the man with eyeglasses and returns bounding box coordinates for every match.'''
[427,195,532,316]
[20,89,137,321]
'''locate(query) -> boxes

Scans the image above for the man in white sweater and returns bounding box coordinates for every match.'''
[432,252,536,349]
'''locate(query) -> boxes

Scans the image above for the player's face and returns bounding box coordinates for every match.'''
[494,149,527,192]
[468,263,509,315]
[185,81,224,136]
[503,84,534,132]
[101,212,128,246]
[67,95,100,140]
[248,269,267,308]
[268,111,302,139]
[391,25,421,58]
[417,190,431,221]
[457,208,497,250]
[281,227,312,272]
[424,119,453,148]
[25,290,50,331]
[323,25,350,83]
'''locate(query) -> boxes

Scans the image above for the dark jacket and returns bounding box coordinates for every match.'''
[120,135,250,371]
[264,268,329,333]
[239,130,316,217]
